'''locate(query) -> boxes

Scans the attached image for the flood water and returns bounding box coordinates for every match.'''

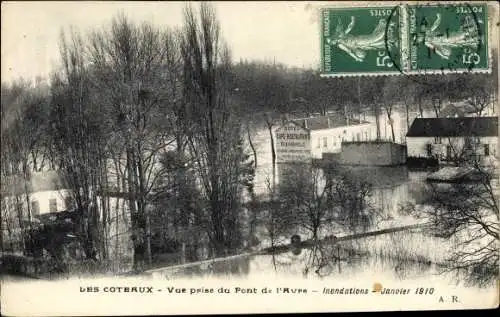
[251,128,429,219]
[149,128,495,290]
[151,228,467,288]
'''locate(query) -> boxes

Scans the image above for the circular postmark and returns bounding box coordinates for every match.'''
[384,2,488,85]
[385,5,405,74]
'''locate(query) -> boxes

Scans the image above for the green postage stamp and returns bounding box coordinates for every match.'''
[321,6,403,76]
[320,2,491,76]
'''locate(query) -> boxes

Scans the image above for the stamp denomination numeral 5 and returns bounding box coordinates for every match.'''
[462,47,481,65]
[376,51,394,67]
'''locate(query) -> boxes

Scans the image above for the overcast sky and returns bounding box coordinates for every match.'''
[1,1,498,83]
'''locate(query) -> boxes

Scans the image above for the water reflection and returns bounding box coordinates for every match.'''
[156,230,450,282]
[151,130,496,289]
[341,166,428,219]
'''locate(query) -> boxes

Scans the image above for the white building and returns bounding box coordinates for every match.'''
[406,116,498,165]
[1,171,72,218]
[275,115,377,162]
[1,170,133,267]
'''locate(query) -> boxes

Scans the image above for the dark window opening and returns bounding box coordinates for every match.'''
[49,198,57,213]
[484,144,490,156]
[65,196,73,210]
[31,201,40,216]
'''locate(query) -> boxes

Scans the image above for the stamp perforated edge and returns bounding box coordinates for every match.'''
[405,1,493,75]
[314,1,495,77]
[318,4,407,77]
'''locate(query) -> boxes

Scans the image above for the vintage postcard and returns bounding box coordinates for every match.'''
[1,1,499,315]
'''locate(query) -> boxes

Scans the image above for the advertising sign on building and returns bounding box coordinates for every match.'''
[275,122,311,163]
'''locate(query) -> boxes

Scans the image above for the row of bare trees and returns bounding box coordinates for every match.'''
[1,3,256,272]
[230,52,497,147]
[1,79,52,254]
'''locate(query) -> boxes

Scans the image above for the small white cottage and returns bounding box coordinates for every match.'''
[406,116,498,164]
[1,170,72,219]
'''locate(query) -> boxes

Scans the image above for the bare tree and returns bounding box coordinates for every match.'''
[1,80,51,254]
[49,29,106,262]
[83,14,180,270]
[266,163,374,277]
[382,77,401,142]
[419,76,445,118]
[419,162,499,286]
[273,163,374,241]
[180,3,254,257]
[465,75,494,116]
[398,77,421,134]
[278,166,334,240]
[361,77,386,140]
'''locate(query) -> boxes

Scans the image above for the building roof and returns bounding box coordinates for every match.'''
[290,115,370,131]
[406,116,498,137]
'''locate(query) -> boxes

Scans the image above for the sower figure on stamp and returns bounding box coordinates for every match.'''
[326,16,396,62]
[417,13,483,60]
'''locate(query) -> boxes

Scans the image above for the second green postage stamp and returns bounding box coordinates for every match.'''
[407,3,489,73]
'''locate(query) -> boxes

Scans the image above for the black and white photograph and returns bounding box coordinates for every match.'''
[1,1,499,315]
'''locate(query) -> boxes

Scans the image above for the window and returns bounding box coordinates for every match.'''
[65,196,73,210]
[31,200,40,216]
[446,145,452,159]
[426,143,432,157]
[364,131,368,141]
[317,137,320,148]
[49,198,57,213]
[323,137,327,148]
[333,137,337,147]
[464,138,472,148]
[484,144,490,156]
[356,133,361,141]
[434,137,441,144]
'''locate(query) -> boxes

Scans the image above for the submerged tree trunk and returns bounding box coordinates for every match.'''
[386,110,395,142]
[374,104,381,140]
[266,119,276,188]
[247,124,257,170]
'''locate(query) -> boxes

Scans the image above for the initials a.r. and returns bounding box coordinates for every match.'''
[439,296,459,303]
